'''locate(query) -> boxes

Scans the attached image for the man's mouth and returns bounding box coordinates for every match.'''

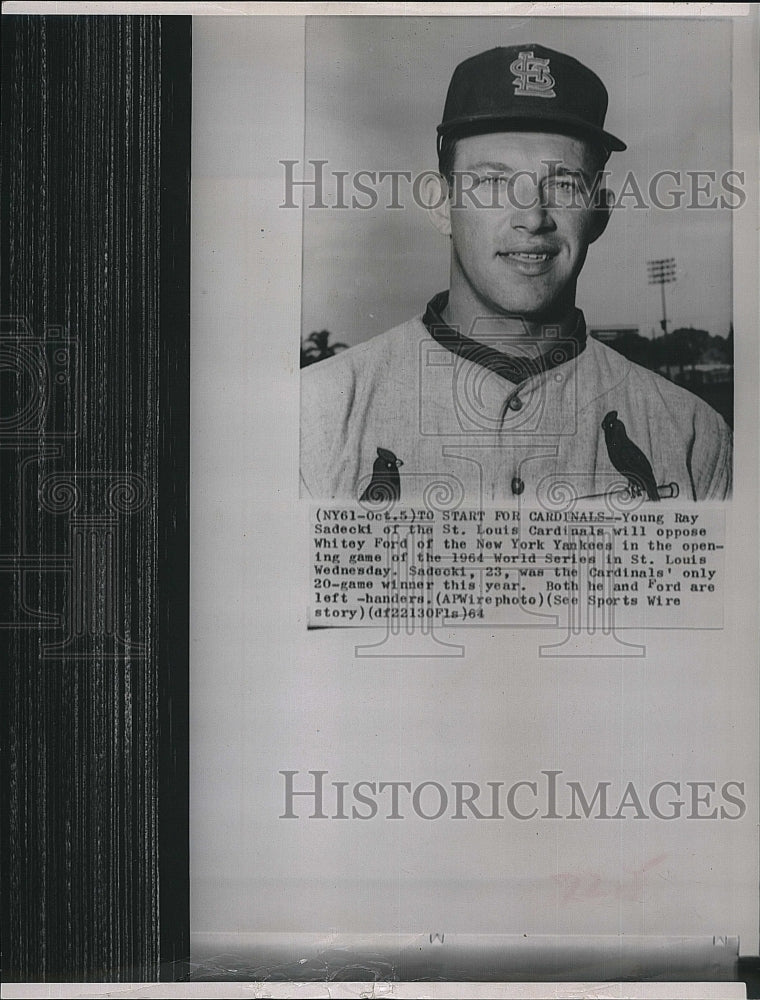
[499,251,554,262]
[497,249,558,274]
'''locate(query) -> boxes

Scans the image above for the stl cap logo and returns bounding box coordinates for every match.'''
[510,50,556,98]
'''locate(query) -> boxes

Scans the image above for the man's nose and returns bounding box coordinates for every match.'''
[508,176,555,232]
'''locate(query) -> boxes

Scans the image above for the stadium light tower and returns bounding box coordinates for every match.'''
[647,257,677,335]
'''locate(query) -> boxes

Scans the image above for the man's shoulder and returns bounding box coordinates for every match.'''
[302,315,427,388]
[586,337,730,429]
[300,315,430,499]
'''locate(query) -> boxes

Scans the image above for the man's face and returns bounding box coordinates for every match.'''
[446,131,609,321]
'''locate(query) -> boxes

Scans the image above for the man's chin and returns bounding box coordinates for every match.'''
[485,282,578,325]
[489,299,569,324]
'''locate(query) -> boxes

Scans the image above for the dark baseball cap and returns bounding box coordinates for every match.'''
[437,44,626,154]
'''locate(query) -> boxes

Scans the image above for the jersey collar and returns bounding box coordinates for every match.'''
[422,290,587,385]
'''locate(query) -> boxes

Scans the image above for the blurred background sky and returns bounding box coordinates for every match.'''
[301,15,734,347]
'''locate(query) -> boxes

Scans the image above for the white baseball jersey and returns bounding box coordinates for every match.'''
[301,294,732,505]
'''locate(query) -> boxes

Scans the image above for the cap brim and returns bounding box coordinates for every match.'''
[437,111,627,153]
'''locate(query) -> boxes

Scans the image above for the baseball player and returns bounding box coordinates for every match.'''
[301,44,732,505]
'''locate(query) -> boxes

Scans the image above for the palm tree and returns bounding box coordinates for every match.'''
[300,329,348,368]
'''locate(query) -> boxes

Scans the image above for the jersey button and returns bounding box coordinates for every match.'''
[511,477,525,496]
[508,395,523,411]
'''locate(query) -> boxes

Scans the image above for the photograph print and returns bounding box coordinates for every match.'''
[299,16,736,507]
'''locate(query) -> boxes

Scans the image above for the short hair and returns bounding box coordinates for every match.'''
[437,129,611,190]
[437,132,459,188]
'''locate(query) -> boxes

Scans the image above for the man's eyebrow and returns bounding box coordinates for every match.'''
[548,163,594,182]
[456,161,594,180]
[456,161,515,173]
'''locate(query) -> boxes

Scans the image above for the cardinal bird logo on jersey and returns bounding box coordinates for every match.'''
[602,411,660,501]
[359,447,404,503]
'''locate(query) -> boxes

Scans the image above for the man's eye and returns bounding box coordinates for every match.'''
[479,175,508,186]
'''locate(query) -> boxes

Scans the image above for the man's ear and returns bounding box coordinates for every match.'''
[421,172,452,236]
[588,185,614,243]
